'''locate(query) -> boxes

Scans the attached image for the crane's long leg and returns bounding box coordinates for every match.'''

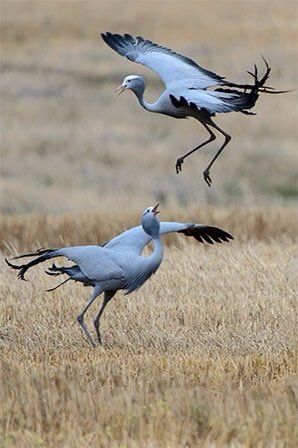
[203,121,231,187]
[77,286,102,347]
[176,123,216,174]
[93,291,116,345]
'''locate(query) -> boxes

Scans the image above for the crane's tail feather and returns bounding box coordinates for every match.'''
[5,249,55,281]
[213,59,272,114]
[9,248,53,260]
[222,57,293,97]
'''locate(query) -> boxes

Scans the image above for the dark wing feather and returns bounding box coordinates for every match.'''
[178,225,233,244]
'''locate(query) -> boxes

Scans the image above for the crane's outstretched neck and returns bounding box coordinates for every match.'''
[133,87,157,113]
[141,205,163,275]
[121,75,160,113]
[149,235,164,273]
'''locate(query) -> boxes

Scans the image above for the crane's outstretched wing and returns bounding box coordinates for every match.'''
[103,222,233,255]
[101,32,224,89]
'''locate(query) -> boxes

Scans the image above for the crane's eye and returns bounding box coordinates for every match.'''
[127,80,131,83]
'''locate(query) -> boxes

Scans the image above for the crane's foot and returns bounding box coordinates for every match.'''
[203,169,212,187]
[175,157,184,174]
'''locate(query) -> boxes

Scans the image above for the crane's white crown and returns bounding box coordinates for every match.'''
[142,206,154,216]
[123,74,144,83]
[121,75,145,94]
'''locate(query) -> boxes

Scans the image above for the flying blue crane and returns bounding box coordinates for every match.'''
[6,204,233,347]
[102,32,288,186]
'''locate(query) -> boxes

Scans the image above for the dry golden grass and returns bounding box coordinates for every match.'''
[1,207,298,447]
[1,0,298,214]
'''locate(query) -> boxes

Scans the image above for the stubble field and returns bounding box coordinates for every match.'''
[1,1,298,447]
[1,207,298,447]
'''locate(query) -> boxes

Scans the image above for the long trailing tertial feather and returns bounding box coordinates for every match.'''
[5,249,54,280]
[46,278,71,292]
[222,56,293,95]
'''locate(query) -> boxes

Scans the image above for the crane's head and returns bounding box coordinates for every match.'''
[142,204,160,238]
[115,75,145,97]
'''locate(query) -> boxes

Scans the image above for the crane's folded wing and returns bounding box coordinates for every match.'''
[55,246,123,282]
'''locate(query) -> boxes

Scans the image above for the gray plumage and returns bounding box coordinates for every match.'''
[102,32,288,186]
[6,205,233,347]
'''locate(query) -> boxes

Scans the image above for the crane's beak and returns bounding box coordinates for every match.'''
[115,84,126,96]
[152,203,160,215]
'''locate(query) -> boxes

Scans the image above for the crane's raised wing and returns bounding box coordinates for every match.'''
[101,32,224,89]
[104,222,233,255]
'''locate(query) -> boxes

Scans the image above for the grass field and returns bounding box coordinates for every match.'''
[1,208,298,447]
[1,0,298,213]
[1,1,298,447]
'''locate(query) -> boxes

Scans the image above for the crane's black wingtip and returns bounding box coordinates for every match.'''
[101,32,115,43]
[178,225,233,245]
[101,32,124,51]
[217,229,233,242]
[101,32,109,42]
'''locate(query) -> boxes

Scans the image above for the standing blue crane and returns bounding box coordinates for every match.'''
[101,32,288,186]
[6,204,233,347]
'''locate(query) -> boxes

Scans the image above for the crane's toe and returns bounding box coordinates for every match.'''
[175,157,184,174]
[203,169,212,187]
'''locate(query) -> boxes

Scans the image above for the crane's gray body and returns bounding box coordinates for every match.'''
[54,242,163,294]
[48,222,195,293]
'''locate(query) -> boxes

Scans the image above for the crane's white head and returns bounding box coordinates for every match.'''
[142,204,160,238]
[115,75,145,97]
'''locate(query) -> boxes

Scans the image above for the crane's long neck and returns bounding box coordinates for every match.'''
[148,235,164,273]
[133,88,158,113]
